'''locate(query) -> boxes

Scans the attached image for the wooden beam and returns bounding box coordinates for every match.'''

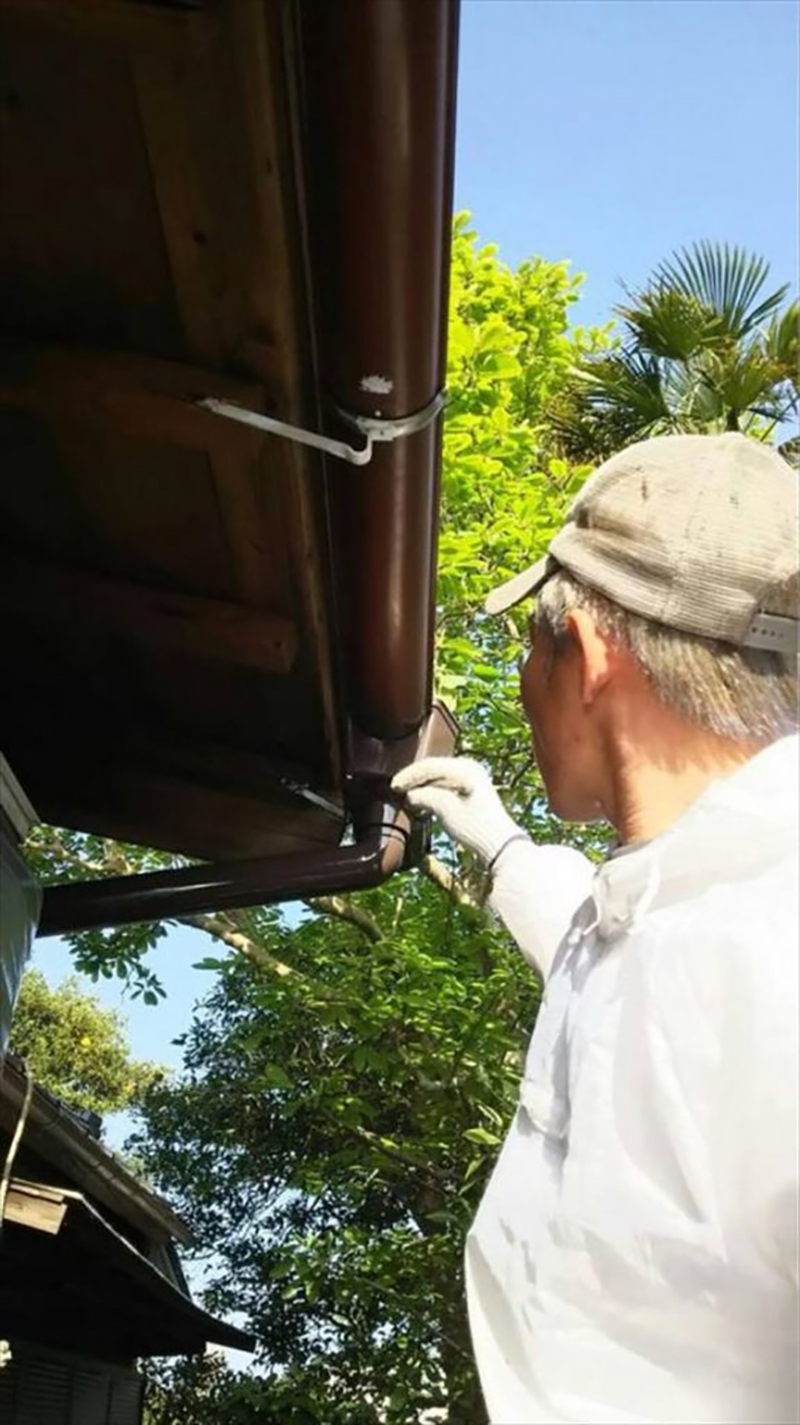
[36,761,341,865]
[0,343,265,404]
[132,42,234,363]
[0,343,325,617]
[5,1182,68,1236]
[0,554,297,674]
[207,434,291,606]
[0,344,267,453]
[0,0,208,53]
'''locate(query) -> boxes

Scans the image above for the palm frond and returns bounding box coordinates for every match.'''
[660,356,724,426]
[763,301,799,380]
[777,435,800,469]
[616,287,721,361]
[655,241,789,339]
[565,352,676,451]
[694,345,780,428]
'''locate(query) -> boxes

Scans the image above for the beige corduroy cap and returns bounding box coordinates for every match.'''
[485,433,799,657]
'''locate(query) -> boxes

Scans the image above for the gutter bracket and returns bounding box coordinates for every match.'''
[197,389,446,467]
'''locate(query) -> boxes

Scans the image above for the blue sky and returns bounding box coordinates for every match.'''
[455,0,798,325]
[32,0,799,1138]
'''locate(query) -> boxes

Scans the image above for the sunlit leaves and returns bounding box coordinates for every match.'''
[616,287,721,362]
[437,216,601,815]
[9,969,160,1115]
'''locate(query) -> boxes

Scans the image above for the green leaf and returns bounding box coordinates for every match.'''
[260,1062,292,1090]
[463,1126,502,1147]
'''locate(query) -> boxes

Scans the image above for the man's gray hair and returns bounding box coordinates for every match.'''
[536,569,799,742]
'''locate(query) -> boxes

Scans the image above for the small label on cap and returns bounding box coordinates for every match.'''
[742,613,799,655]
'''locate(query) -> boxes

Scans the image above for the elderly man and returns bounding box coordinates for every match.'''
[394,434,799,1425]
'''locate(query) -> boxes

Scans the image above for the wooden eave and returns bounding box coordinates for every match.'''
[0,0,343,863]
[1,1178,255,1356]
[0,0,460,883]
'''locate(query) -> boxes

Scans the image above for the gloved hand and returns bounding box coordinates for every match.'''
[391,757,529,868]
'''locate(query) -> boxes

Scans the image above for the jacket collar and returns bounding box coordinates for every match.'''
[591,734,799,941]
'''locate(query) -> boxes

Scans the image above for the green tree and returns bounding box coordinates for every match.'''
[552,240,798,460]
[133,887,538,1424]
[24,217,609,1422]
[143,1353,263,1425]
[9,968,159,1115]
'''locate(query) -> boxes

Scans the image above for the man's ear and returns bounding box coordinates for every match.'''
[565,608,616,707]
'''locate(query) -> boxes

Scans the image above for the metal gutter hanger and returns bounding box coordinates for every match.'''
[197,389,446,467]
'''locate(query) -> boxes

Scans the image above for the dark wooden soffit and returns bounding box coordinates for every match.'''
[0,0,343,861]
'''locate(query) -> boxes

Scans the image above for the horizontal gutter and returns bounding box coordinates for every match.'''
[37,798,407,936]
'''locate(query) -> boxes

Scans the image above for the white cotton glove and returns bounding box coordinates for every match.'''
[391,757,528,868]
[394,756,595,978]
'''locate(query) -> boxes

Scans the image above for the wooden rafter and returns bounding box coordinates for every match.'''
[0,553,298,674]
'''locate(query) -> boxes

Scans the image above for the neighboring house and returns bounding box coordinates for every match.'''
[0,754,252,1420]
[0,1052,253,1422]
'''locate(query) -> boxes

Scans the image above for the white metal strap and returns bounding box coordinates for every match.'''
[197,389,446,467]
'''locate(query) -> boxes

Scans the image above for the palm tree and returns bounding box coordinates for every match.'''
[552,242,798,462]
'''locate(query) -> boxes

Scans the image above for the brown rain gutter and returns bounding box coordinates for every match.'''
[296,0,460,742]
[37,799,406,936]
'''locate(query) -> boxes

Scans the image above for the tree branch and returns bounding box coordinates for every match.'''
[25,832,131,882]
[420,854,486,915]
[177,913,299,980]
[303,895,382,943]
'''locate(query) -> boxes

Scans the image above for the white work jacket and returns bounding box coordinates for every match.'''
[467,735,799,1425]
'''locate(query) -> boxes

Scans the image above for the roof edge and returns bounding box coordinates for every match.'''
[1,1053,192,1247]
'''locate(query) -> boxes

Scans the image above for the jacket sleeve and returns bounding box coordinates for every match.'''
[488,839,595,980]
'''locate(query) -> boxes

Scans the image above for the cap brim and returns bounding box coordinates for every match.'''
[484,555,555,615]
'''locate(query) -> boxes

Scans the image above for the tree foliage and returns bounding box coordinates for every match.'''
[436,216,604,816]
[9,968,158,1116]
[552,240,798,459]
[134,885,537,1424]
[143,1353,265,1425]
